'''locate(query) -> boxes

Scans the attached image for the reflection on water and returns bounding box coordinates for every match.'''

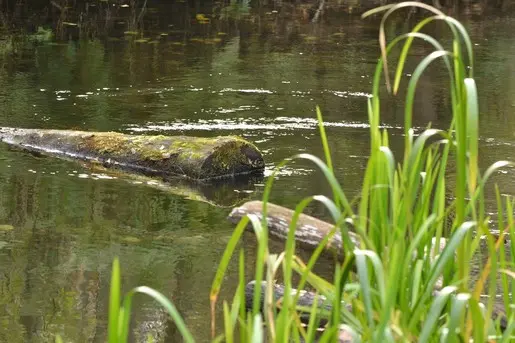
[0,1,514,341]
[124,116,385,132]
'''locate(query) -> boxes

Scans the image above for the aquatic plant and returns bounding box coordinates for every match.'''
[56,2,514,342]
[209,2,515,342]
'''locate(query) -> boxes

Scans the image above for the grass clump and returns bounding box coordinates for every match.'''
[209,2,515,342]
[57,2,514,342]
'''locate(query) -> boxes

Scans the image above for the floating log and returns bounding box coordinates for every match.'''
[228,200,360,258]
[230,201,509,331]
[0,127,265,180]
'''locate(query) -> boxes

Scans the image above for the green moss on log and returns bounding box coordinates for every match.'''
[0,128,265,180]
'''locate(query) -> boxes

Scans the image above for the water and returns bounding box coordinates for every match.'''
[0,2,514,342]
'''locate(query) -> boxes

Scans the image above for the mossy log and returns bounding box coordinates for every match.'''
[0,127,265,180]
[229,201,509,330]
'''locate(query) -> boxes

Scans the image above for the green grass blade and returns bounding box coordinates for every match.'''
[305,292,321,342]
[223,301,233,343]
[468,298,485,341]
[355,250,375,329]
[316,105,333,172]
[480,161,514,187]
[393,17,446,94]
[316,326,339,343]
[444,16,474,75]
[283,196,316,311]
[119,292,133,343]
[108,258,121,343]
[249,215,268,318]
[410,260,424,308]
[500,315,515,343]
[251,314,263,343]
[419,286,457,343]
[464,78,479,194]
[361,4,395,18]
[445,293,471,342]
[238,250,247,343]
[409,221,474,329]
[369,2,444,92]
[210,214,250,334]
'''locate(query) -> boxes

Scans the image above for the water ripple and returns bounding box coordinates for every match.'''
[219,88,275,94]
[41,85,373,101]
[125,117,398,132]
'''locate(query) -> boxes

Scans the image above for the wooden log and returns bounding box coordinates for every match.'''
[228,200,360,258]
[0,127,264,180]
[245,281,353,343]
[245,279,507,341]
[230,201,509,331]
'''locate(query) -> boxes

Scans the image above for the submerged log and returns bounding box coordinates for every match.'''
[230,201,509,331]
[246,281,354,343]
[0,127,265,180]
[245,279,507,341]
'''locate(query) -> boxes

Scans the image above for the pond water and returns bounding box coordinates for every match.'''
[0,2,514,342]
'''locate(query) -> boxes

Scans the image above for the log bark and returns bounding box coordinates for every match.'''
[228,200,359,258]
[229,201,509,332]
[246,281,356,342]
[0,127,265,180]
[246,280,354,343]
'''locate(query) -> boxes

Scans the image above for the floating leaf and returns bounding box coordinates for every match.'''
[62,22,78,26]
[124,31,139,36]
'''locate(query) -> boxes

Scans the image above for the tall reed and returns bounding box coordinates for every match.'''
[210,2,514,342]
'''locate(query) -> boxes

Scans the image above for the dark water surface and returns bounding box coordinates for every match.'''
[0,2,514,342]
